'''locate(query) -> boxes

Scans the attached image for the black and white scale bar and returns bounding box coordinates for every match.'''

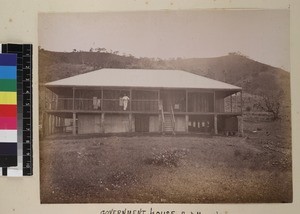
[1,44,33,176]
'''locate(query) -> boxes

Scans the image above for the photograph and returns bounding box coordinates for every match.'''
[38,10,292,203]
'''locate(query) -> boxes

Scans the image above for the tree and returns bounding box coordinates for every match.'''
[254,90,283,120]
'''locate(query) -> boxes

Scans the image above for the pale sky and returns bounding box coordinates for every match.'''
[39,10,290,71]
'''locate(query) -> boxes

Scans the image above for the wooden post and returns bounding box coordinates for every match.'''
[235,92,237,112]
[52,115,56,134]
[49,115,51,134]
[158,90,162,133]
[186,90,188,112]
[57,117,60,133]
[49,114,52,134]
[230,95,233,112]
[129,88,132,111]
[51,115,55,134]
[62,117,65,133]
[51,90,53,110]
[72,113,76,135]
[101,113,105,133]
[53,116,57,133]
[240,91,243,113]
[101,87,104,111]
[56,116,59,132]
[59,117,62,133]
[158,114,162,133]
[158,90,160,110]
[129,113,133,132]
[48,114,51,135]
[185,115,189,133]
[214,114,218,135]
[55,95,58,110]
[44,87,47,110]
[72,87,75,110]
[214,91,216,113]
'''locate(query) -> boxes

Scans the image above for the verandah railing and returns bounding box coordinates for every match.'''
[47,98,159,112]
[47,96,242,113]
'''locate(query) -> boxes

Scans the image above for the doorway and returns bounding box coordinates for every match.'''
[161,90,186,112]
[135,115,149,132]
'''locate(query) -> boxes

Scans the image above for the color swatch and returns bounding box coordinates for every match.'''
[0,44,33,176]
[0,53,18,169]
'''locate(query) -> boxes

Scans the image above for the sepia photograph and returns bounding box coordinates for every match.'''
[38,10,291,203]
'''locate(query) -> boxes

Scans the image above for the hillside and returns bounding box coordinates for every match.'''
[39,49,290,99]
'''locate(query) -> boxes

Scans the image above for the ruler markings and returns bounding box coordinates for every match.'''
[0,44,32,176]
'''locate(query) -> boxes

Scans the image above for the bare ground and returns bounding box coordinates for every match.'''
[40,120,292,203]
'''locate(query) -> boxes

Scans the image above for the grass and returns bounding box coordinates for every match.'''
[40,118,292,203]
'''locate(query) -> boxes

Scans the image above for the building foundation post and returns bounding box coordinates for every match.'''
[51,115,55,135]
[129,113,133,132]
[185,115,189,133]
[230,95,233,112]
[214,114,218,135]
[240,91,243,113]
[62,117,66,133]
[48,114,51,135]
[72,113,76,135]
[158,114,162,133]
[101,113,105,133]
[54,116,57,133]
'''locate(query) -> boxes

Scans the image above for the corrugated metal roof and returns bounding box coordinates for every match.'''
[45,68,241,90]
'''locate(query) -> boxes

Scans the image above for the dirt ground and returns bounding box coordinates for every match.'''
[40,119,292,203]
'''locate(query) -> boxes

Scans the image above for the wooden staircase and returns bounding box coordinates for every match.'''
[163,114,174,133]
[159,101,176,135]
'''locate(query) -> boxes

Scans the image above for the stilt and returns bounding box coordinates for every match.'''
[186,90,188,112]
[158,114,162,133]
[49,114,53,135]
[72,113,76,135]
[214,114,218,135]
[230,95,233,112]
[235,92,237,112]
[62,117,65,133]
[52,115,55,134]
[48,114,51,135]
[129,113,133,132]
[101,113,105,133]
[48,114,51,134]
[240,91,243,113]
[185,115,189,133]
[54,116,57,133]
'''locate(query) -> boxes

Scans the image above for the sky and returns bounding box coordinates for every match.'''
[38,10,290,71]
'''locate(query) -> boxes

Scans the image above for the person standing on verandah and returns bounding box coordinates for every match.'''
[122,94,130,111]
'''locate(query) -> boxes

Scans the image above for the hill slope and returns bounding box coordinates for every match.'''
[39,50,290,97]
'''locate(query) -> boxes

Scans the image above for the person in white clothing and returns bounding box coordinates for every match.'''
[122,94,130,110]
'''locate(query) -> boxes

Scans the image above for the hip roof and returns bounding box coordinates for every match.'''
[45,68,242,90]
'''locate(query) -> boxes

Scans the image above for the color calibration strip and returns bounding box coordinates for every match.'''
[0,53,18,176]
[0,44,33,176]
